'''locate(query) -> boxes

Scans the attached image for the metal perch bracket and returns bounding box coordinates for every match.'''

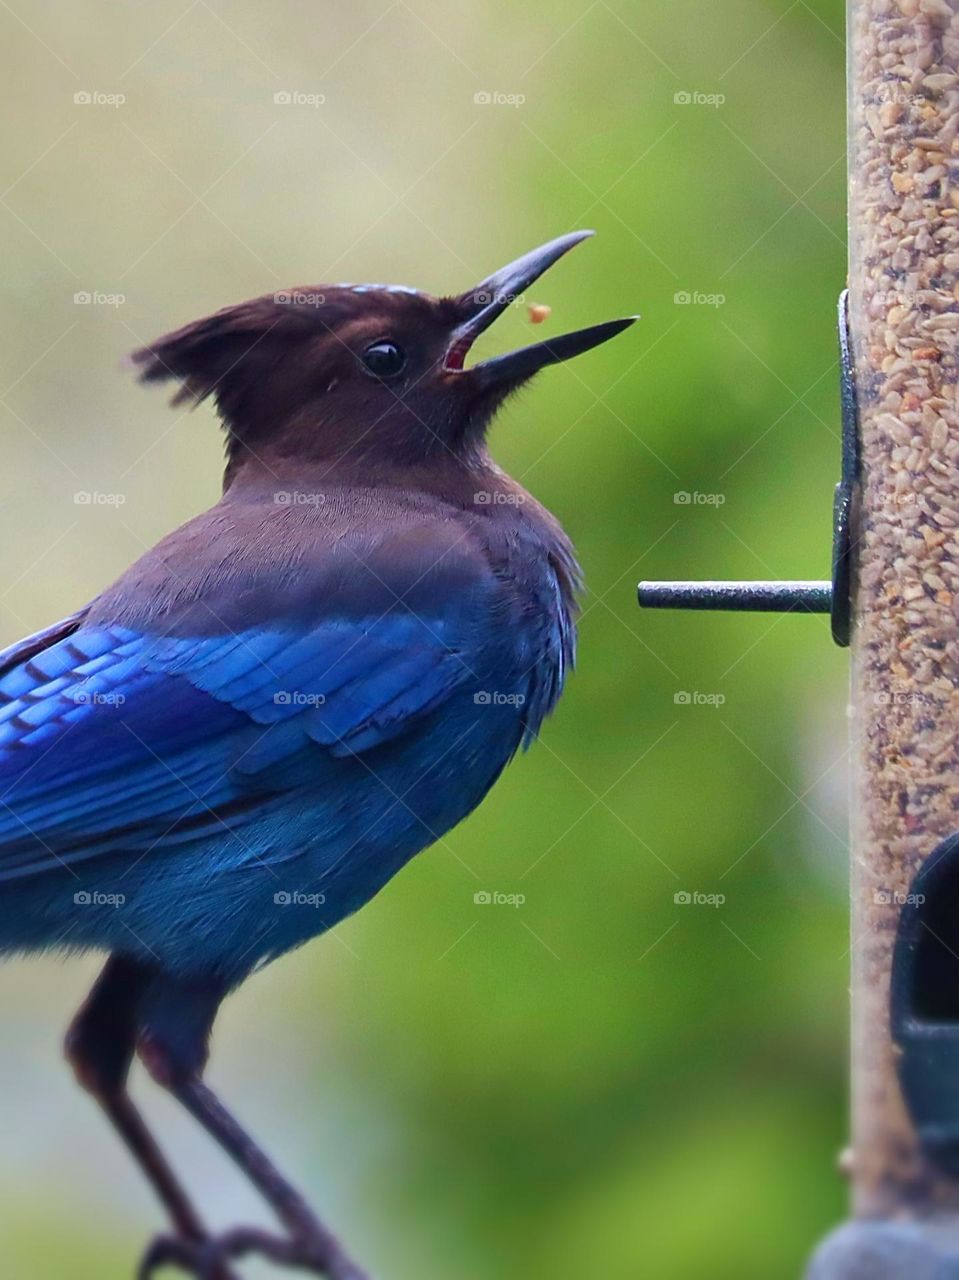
[638,292,859,648]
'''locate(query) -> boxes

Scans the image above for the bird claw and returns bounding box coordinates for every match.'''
[199,1226,370,1279]
[138,1225,369,1279]
[139,1233,191,1277]
[138,1232,239,1280]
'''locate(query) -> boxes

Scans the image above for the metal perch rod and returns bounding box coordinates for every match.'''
[637,580,832,614]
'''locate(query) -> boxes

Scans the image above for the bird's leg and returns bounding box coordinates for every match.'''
[175,1079,369,1279]
[65,955,206,1240]
[65,955,237,1280]
[136,973,370,1280]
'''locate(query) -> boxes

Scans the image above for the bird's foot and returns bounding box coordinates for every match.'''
[138,1232,239,1280]
[139,1224,370,1280]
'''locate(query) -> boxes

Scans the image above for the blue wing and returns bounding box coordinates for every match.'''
[0,608,476,882]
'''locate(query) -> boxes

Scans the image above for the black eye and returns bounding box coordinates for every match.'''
[361,341,406,379]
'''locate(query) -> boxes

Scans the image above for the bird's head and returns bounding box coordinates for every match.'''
[131,231,635,478]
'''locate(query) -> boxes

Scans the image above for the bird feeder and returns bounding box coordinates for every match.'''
[639,2,959,1274]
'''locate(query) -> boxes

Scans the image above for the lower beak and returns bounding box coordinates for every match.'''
[446,231,637,385]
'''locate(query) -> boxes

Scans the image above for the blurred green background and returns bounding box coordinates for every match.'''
[0,1,849,1276]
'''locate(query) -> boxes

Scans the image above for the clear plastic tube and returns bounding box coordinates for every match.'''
[848,0,959,1219]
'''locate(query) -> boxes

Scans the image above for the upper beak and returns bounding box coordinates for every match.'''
[445,230,637,386]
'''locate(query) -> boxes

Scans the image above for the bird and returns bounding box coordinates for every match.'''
[0,231,634,1279]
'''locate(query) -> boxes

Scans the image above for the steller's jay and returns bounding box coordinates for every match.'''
[0,231,633,1279]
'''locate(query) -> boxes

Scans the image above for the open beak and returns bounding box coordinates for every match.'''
[445,230,637,386]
